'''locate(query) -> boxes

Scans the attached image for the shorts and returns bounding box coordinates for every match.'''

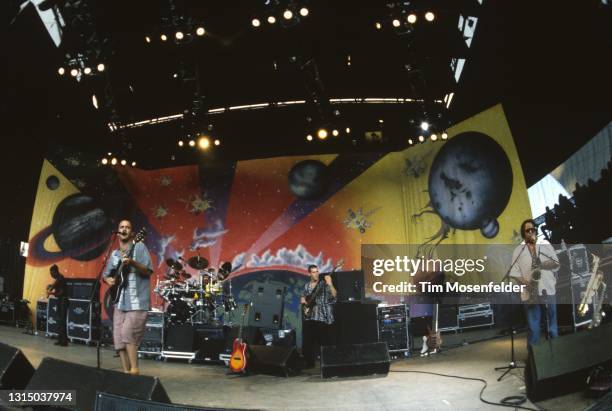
[112,309,148,350]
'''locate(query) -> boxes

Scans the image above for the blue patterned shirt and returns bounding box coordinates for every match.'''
[103,242,153,311]
[302,281,336,325]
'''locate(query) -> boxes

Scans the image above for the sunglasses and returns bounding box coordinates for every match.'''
[525,228,537,234]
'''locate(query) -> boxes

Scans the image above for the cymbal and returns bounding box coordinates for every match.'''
[188,256,209,270]
[182,272,192,279]
[166,258,183,271]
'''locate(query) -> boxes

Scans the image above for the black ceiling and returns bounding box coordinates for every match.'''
[1,0,610,239]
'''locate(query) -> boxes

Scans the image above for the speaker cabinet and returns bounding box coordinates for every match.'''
[27,357,170,411]
[526,323,612,402]
[0,342,34,389]
[248,281,286,329]
[334,302,378,345]
[247,345,302,377]
[321,342,390,378]
[165,323,195,352]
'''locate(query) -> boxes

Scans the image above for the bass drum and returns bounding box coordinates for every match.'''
[166,296,195,324]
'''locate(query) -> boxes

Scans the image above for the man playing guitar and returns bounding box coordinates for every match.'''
[103,220,153,375]
[300,264,338,369]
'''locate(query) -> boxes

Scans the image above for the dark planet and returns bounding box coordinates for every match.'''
[428,132,512,238]
[288,160,330,199]
[51,193,112,261]
[46,175,60,190]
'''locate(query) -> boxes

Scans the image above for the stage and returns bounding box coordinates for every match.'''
[0,325,593,411]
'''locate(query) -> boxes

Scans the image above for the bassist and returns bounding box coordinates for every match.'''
[103,220,153,375]
[300,264,338,369]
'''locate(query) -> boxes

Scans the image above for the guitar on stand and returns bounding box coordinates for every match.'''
[302,259,344,318]
[229,303,251,374]
[108,228,147,304]
[422,303,442,356]
[578,254,603,327]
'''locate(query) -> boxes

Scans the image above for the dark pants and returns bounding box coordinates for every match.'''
[57,297,68,344]
[524,295,558,345]
[302,320,336,367]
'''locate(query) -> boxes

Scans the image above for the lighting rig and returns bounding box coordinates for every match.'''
[251,1,310,29]
[146,0,206,45]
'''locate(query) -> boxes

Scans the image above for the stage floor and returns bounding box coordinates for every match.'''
[0,325,593,411]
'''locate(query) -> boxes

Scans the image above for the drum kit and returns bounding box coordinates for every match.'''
[153,255,236,325]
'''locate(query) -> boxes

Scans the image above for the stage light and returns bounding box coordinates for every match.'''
[420,121,429,131]
[283,10,293,20]
[101,158,108,165]
[120,159,127,166]
[83,67,92,75]
[189,140,196,147]
[131,161,137,167]
[392,19,401,27]
[196,27,205,36]
[431,134,438,141]
[375,22,382,30]
[267,16,276,24]
[145,36,151,43]
[111,158,118,165]
[70,68,79,77]
[252,18,261,27]
[178,140,184,147]
[378,119,384,124]
[306,134,313,141]
[425,11,435,22]
[92,94,98,109]
[300,7,309,17]
[214,139,220,146]
[441,132,448,140]
[332,129,339,137]
[97,63,105,72]
[418,135,425,143]
[408,139,413,145]
[407,14,417,24]
[161,34,168,41]
[317,128,328,139]
[107,152,112,156]
[175,31,184,40]
[198,136,211,150]
[58,67,65,75]
[345,127,351,133]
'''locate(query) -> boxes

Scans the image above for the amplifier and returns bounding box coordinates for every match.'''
[258,328,297,347]
[67,299,98,343]
[139,311,164,355]
[458,303,494,329]
[66,279,98,300]
[36,300,48,333]
[0,301,15,324]
[377,304,410,352]
[194,325,225,362]
[438,304,459,332]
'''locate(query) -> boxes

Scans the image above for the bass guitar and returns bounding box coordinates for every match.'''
[302,259,344,318]
[422,303,442,356]
[229,303,251,374]
[108,228,146,305]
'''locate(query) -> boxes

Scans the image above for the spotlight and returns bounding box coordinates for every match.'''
[120,159,127,166]
[420,121,429,131]
[431,134,438,141]
[425,11,435,22]
[70,68,79,77]
[188,140,196,147]
[317,128,328,139]
[101,158,108,165]
[378,119,384,124]
[83,67,92,75]
[97,63,105,72]
[196,27,205,36]
[92,94,98,109]
[161,34,168,41]
[178,140,184,147]
[145,36,151,43]
[345,127,351,133]
[299,7,309,17]
[107,152,112,156]
[198,136,211,150]
[306,134,313,141]
[283,10,293,20]
[175,31,184,40]
[267,16,276,24]
[214,139,220,146]
[418,135,425,143]
[407,14,417,24]
[375,22,382,30]
[441,132,448,140]
[332,129,339,137]
[252,18,261,27]
[58,67,65,75]
[131,161,137,167]
[392,19,401,27]
[408,139,413,145]
[111,158,118,165]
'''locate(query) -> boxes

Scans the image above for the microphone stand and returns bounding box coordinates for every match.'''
[88,232,117,370]
[495,243,528,381]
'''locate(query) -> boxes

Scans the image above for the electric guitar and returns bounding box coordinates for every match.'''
[108,228,146,305]
[422,303,442,356]
[302,259,344,318]
[229,303,251,374]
